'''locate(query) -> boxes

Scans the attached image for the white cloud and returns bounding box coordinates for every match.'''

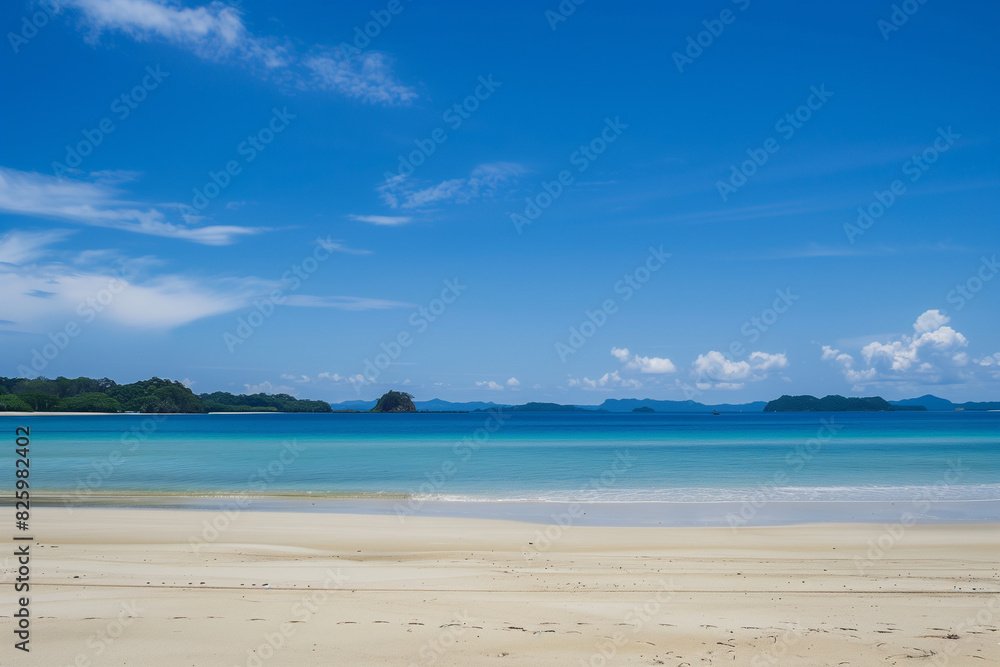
[748,351,789,372]
[506,377,520,387]
[68,0,286,63]
[822,310,976,388]
[180,377,195,388]
[476,380,504,391]
[0,167,261,245]
[64,0,414,105]
[0,230,407,331]
[348,214,413,226]
[346,374,374,386]
[568,371,642,390]
[861,317,967,373]
[975,353,1000,380]
[913,309,950,334]
[611,347,676,374]
[243,380,296,395]
[821,345,877,385]
[2,264,254,330]
[380,163,524,209]
[975,353,1000,367]
[692,351,749,382]
[610,347,630,364]
[690,350,788,390]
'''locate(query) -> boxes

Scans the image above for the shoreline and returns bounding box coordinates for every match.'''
[25,492,1000,526]
[19,506,1000,665]
[0,411,301,416]
[5,409,1000,416]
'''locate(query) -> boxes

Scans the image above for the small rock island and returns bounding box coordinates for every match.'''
[370,390,417,413]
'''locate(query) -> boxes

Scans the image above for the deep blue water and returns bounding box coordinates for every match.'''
[2,411,998,502]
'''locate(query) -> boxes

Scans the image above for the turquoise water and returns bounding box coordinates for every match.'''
[3,411,999,504]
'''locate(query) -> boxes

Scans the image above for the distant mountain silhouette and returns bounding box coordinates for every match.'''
[328,393,999,414]
[889,394,955,411]
[596,398,767,413]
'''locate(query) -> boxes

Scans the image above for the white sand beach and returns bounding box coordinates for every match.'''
[4,506,998,665]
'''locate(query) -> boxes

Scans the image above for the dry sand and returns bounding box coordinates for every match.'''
[3,506,998,665]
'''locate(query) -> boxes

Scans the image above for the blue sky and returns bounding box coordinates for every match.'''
[1,0,998,403]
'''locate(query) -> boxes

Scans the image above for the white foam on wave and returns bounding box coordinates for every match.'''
[415,484,1000,503]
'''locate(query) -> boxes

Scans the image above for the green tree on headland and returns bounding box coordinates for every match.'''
[55,392,123,413]
[0,375,333,413]
[15,391,61,411]
[200,391,331,413]
[138,385,205,413]
[370,391,416,413]
[0,394,32,411]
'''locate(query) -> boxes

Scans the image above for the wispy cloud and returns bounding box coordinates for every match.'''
[0,229,408,331]
[64,0,415,105]
[0,229,74,265]
[313,239,372,256]
[69,0,288,65]
[2,263,256,330]
[348,214,413,226]
[0,167,262,245]
[379,162,524,209]
[304,50,417,105]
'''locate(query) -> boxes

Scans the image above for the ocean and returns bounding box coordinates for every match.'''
[6,411,999,525]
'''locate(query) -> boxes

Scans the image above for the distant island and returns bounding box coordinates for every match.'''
[331,397,769,413]
[474,402,601,414]
[354,394,999,413]
[0,376,331,413]
[765,394,1000,412]
[764,394,900,412]
[369,391,417,413]
[3,376,997,415]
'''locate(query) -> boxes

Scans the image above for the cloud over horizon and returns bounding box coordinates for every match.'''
[691,350,789,390]
[611,347,677,374]
[822,310,976,390]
